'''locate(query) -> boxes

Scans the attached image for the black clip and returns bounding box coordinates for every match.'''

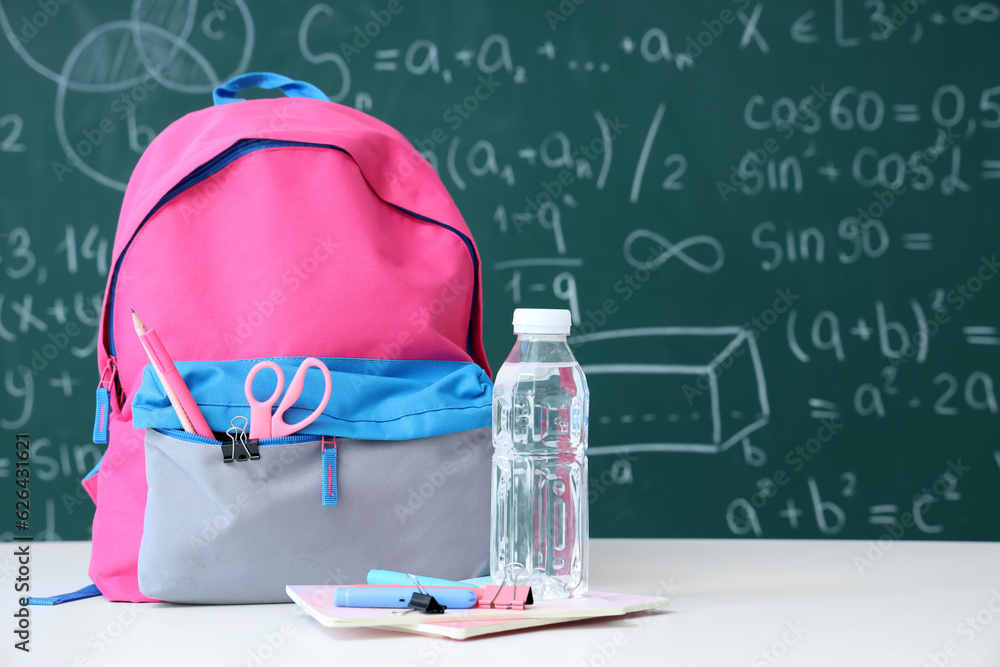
[223,417,259,463]
[222,439,260,462]
[237,438,260,462]
[407,592,446,614]
[391,574,448,616]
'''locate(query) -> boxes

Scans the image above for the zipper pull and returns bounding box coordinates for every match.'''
[322,436,338,506]
[92,358,117,445]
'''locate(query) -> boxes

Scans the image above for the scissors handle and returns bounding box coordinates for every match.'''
[245,361,284,439]
[271,358,333,438]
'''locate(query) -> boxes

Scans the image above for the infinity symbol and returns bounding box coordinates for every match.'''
[954,3,999,24]
[623,229,725,274]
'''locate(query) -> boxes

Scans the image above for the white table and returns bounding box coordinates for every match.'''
[4,539,999,666]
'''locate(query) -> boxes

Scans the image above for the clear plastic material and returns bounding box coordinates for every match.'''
[490,329,589,600]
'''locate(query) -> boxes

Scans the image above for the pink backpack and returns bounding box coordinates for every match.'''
[82,73,493,603]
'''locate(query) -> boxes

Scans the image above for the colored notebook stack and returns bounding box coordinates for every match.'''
[286,585,669,640]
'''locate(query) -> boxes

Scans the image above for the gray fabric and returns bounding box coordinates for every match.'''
[137,428,491,604]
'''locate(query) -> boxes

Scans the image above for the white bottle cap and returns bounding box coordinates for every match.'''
[512,308,572,335]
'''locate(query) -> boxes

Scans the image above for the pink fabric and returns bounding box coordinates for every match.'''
[89,94,489,602]
[81,473,98,504]
[99,97,489,380]
[111,148,476,417]
[88,413,159,602]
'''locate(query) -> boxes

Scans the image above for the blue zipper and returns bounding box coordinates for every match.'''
[106,138,478,359]
[152,428,316,446]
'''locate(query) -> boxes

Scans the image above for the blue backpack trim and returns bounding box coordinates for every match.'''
[131,357,492,441]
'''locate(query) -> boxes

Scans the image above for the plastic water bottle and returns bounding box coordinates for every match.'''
[491,308,589,600]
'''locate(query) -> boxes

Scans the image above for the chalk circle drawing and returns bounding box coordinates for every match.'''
[574,327,770,466]
[1,0,253,91]
[129,0,254,94]
[624,228,725,274]
[0,0,255,191]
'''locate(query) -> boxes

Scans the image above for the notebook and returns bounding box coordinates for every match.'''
[285,587,669,640]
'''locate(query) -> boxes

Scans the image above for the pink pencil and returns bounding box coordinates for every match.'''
[132,310,215,439]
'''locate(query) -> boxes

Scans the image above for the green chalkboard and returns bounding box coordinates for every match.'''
[2,0,999,542]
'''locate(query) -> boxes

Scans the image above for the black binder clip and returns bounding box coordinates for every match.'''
[407,592,447,614]
[223,417,260,463]
[393,574,447,615]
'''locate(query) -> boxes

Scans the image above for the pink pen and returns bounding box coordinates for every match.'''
[132,310,215,440]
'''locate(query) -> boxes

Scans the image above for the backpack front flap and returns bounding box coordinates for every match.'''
[88,75,493,602]
[101,92,490,413]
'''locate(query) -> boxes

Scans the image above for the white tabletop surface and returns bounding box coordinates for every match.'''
[3,538,999,666]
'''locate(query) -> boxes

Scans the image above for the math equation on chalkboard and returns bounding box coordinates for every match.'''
[1,0,997,541]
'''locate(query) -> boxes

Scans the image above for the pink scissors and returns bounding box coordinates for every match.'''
[244,358,332,439]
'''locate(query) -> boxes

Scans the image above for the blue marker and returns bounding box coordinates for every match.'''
[333,586,478,609]
[367,569,482,589]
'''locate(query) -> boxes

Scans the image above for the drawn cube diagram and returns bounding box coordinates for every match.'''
[573,328,769,457]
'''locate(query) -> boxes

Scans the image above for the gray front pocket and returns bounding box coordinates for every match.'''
[137,427,491,604]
